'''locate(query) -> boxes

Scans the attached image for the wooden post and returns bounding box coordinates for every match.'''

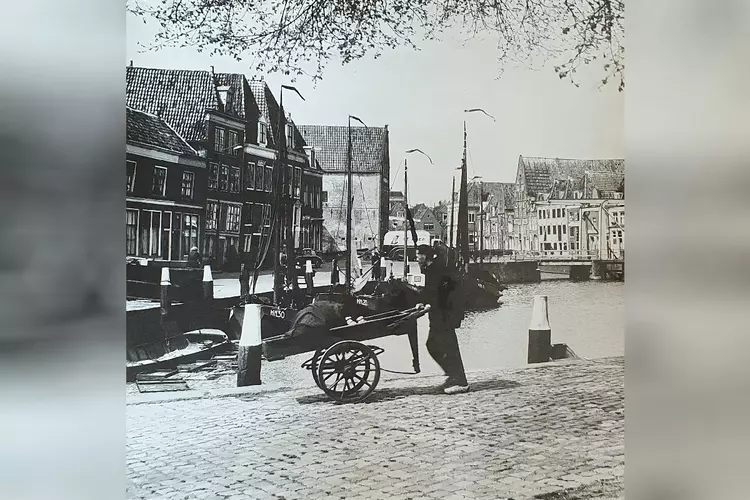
[202,264,214,301]
[527,295,551,363]
[160,266,171,323]
[237,303,262,386]
[239,263,250,299]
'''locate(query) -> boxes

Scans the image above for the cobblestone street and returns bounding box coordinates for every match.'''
[127,357,623,499]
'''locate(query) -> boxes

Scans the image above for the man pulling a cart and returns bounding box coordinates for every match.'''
[416,244,470,394]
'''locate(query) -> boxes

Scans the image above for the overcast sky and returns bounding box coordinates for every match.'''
[127,14,623,206]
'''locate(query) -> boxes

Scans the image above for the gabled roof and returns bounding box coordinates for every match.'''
[297,125,389,173]
[518,156,624,196]
[482,182,516,211]
[411,203,434,220]
[247,77,308,152]
[126,66,221,144]
[126,107,197,156]
[585,171,624,196]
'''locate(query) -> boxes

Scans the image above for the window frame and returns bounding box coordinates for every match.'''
[214,126,226,153]
[127,160,137,193]
[229,166,241,193]
[181,170,195,199]
[152,166,167,197]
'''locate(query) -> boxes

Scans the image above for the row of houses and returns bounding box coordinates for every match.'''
[386,156,625,260]
[125,65,390,269]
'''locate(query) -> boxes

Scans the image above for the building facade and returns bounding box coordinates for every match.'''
[512,156,625,258]
[126,66,322,270]
[298,125,391,254]
[126,107,207,263]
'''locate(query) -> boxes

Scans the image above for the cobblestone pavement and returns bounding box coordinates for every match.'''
[127,358,624,500]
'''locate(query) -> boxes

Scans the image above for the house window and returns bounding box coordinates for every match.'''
[152,166,167,196]
[214,126,225,153]
[208,163,219,190]
[424,223,435,231]
[126,209,138,255]
[252,163,262,190]
[294,167,301,198]
[246,163,256,190]
[539,210,543,219]
[443,213,448,222]
[468,213,475,223]
[322,191,328,204]
[139,210,162,257]
[287,165,294,196]
[127,161,136,193]
[229,167,241,193]
[265,166,273,191]
[228,130,240,156]
[553,225,557,235]
[181,214,200,258]
[562,225,566,235]
[223,204,241,233]
[258,122,267,145]
[181,171,195,199]
[219,165,229,191]
[206,201,218,231]
[285,123,294,149]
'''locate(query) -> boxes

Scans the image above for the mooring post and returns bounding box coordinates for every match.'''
[305,259,314,296]
[528,295,552,363]
[203,264,214,302]
[237,303,262,386]
[160,266,171,322]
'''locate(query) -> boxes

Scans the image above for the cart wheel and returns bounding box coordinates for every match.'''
[310,349,325,390]
[317,341,380,403]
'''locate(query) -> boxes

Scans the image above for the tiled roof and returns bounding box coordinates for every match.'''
[214,72,247,119]
[126,107,197,156]
[585,171,624,196]
[519,156,624,196]
[297,125,389,173]
[126,66,220,144]
[247,77,308,152]
[482,182,515,211]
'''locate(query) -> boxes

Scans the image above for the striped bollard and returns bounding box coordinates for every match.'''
[305,259,314,295]
[237,303,262,386]
[330,259,339,285]
[203,264,214,301]
[528,295,552,364]
[160,267,171,321]
[380,256,386,281]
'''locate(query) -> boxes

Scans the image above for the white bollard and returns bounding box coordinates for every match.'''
[160,267,171,321]
[202,264,214,301]
[528,295,552,363]
[237,303,262,386]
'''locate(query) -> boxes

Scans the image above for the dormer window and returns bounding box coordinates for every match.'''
[258,121,268,146]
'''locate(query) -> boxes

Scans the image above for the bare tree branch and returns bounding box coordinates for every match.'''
[127,0,624,90]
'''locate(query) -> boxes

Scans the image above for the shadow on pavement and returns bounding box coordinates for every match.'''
[295,378,522,405]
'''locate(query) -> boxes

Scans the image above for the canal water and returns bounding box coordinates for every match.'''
[126,280,623,395]
[241,279,624,390]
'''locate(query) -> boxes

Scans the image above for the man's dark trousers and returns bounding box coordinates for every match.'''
[426,310,468,386]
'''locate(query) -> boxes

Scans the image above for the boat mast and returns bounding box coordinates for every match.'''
[457,121,469,270]
[449,175,455,248]
[272,92,285,304]
[403,157,408,280]
[346,118,353,292]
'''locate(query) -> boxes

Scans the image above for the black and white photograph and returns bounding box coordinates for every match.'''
[125,1,624,499]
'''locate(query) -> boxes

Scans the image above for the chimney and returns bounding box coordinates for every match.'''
[129,60,133,67]
[210,65,215,74]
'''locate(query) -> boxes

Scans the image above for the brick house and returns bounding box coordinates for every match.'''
[410,203,442,243]
[126,107,207,262]
[126,66,320,268]
[481,182,515,252]
[297,125,390,254]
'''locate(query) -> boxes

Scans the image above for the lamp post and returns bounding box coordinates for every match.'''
[460,108,495,268]
[471,175,483,262]
[273,84,305,304]
[346,115,368,292]
[403,149,433,279]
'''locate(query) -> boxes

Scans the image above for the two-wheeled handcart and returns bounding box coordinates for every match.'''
[262,304,430,403]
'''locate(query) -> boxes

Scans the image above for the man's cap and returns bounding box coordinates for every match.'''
[417,244,433,256]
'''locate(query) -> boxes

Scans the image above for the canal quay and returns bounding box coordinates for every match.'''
[127,278,624,500]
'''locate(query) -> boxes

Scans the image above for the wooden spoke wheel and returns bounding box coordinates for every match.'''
[316,341,381,403]
[309,349,325,390]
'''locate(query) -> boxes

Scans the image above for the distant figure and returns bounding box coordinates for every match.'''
[186,247,202,268]
[371,248,381,281]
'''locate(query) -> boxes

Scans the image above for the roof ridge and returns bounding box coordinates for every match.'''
[521,155,624,162]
